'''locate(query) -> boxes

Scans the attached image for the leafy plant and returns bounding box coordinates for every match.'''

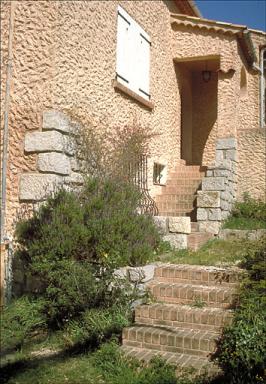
[0,296,47,351]
[214,238,266,384]
[223,193,266,229]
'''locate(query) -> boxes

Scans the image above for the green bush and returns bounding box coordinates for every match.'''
[14,178,160,327]
[231,193,266,222]
[62,305,132,348]
[215,238,266,384]
[0,296,47,351]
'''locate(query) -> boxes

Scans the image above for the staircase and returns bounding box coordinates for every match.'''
[155,161,206,220]
[121,264,242,376]
[154,161,212,251]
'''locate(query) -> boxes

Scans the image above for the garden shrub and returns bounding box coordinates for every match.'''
[214,238,266,384]
[232,193,266,221]
[14,178,160,327]
[62,305,132,348]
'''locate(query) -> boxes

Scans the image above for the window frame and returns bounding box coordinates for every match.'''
[260,48,266,128]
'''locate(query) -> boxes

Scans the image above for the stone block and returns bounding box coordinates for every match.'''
[216,137,237,150]
[64,172,84,185]
[206,170,213,177]
[153,216,169,235]
[43,110,71,133]
[25,130,72,155]
[214,169,230,178]
[215,159,232,170]
[197,191,220,208]
[215,150,224,163]
[197,208,208,221]
[19,173,63,201]
[202,177,225,191]
[199,221,221,235]
[208,208,222,221]
[220,199,230,210]
[70,158,80,172]
[37,152,71,175]
[163,234,187,249]
[221,211,230,220]
[168,217,191,234]
[226,149,238,161]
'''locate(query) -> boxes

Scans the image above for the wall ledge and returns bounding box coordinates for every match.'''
[113,79,154,110]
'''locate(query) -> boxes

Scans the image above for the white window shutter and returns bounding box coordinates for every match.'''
[116,12,131,84]
[137,32,150,99]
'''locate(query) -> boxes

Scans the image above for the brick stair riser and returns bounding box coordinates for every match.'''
[191,222,200,232]
[122,327,218,357]
[158,212,193,217]
[156,195,196,203]
[187,233,214,251]
[166,180,202,186]
[149,284,237,309]
[156,202,194,210]
[154,266,241,287]
[168,172,206,178]
[160,186,199,193]
[121,346,219,376]
[135,305,233,331]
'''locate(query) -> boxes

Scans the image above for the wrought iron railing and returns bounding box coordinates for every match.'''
[125,155,158,216]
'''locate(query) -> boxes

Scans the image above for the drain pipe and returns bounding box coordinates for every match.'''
[1,1,15,242]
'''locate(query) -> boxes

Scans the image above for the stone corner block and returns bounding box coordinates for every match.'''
[153,216,169,235]
[37,152,71,175]
[168,217,191,234]
[163,234,187,249]
[19,173,63,201]
[197,191,220,208]
[207,208,222,221]
[25,130,74,155]
[216,137,237,150]
[197,208,208,221]
[202,177,225,191]
[43,110,70,133]
[198,221,221,235]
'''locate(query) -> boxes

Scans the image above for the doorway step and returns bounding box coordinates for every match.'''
[155,161,206,220]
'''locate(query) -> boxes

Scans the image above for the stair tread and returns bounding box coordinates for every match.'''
[123,325,219,338]
[120,345,219,371]
[136,303,234,314]
[149,281,236,291]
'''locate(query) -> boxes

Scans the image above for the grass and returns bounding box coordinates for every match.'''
[157,238,255,266]
[223,216,266,230]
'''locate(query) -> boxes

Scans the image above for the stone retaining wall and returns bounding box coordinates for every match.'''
[153,216,191,249]
[196,137,238,234]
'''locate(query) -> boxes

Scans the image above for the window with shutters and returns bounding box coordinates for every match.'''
[116,6,151,101]
[261,48,266,127]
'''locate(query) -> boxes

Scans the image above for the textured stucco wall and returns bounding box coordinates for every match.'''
[1,0,183,235]
[237,129,266,200]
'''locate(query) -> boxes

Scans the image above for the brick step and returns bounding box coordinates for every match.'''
[135,304,233,331]
[157,211,194,217]
[168,172,206,178]
[121,345,219,376]
[154,264,243,287]
[156,202,195,210]
[188,232,214,251]
[159,186,199,194]
[156,195,196,203]
[191,222,199,232]
[166,179,202,186]
[122,325,218,357]
[148,282,237,308]
[172,165,207,172]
